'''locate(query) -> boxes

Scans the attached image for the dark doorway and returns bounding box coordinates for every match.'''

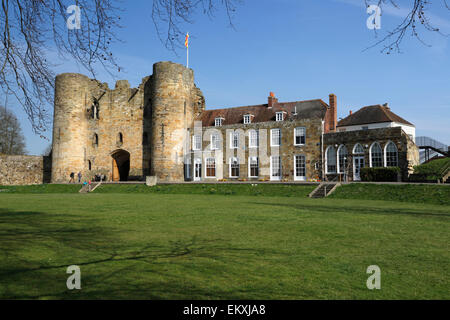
[111,149,130,182]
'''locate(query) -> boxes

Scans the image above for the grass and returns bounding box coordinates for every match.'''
[0,184,80,194]
[0,183,317,197]
[414,158,450,176]
[0,189,449,299]
[330,183,450,206]
[96,183,317,197]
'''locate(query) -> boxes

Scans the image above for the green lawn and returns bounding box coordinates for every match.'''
[0,188,449,299]
[330,183,450,206]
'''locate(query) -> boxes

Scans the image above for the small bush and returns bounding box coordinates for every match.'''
[360,167,400,182]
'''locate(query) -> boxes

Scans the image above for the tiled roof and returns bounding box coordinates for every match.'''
[337,105,414,127]
[197,99,329,127]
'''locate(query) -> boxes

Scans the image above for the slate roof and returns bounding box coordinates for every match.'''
[337,105,414,127]
[197,99,329,127]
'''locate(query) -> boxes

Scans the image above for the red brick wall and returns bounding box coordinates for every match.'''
[324,94,337,133]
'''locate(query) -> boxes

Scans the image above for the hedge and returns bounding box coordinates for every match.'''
[360,167,400,182]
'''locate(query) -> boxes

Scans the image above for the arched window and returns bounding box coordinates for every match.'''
[353,143,364,154]
[337,145,348,173]
[91,100,100,119]
[385,142,398,167]
[117,132,123,146]
[326,146,337,174]
[93,133,99,147]
[88,160,92,171]
[370,142,383,167]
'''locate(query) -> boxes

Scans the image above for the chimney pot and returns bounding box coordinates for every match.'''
[268,92,278,108]
[350,110,352,115]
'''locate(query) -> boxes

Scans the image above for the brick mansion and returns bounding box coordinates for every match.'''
[0,61,420,185]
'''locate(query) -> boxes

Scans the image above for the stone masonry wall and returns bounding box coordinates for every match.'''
[150,62,197,182]
[84,78,148,181]
[52,62,204,183]
[323,126,419,181]
[0,155,51,185]
[194,118,323,181]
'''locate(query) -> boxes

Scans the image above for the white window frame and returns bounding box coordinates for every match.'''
[337,145,348,174]
[215,118,223,127]
[243,114,251,124]
[192,135,201,151]
[369,142,383,168]
[270,156,282,181]
[384,141,399,167]
[353,143,364,154]
[229,157,240,178]
[194,158,202,181]
[205,157,216,178]
[211,134,220,150]
[294,155,306,181]
[248,156,259,178]
[271,128,281,147]
[294,127,306,146]
[249,130,259,148]
[230,131,239,149]
[276,112,284,122]
[325,146,337,174]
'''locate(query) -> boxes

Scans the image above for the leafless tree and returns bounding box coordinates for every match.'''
[365,0,450,53]
[0,0,121,136]
[152,0,242,51]
[0,106,26,154]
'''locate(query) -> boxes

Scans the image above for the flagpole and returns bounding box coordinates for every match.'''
[186,32,189,69]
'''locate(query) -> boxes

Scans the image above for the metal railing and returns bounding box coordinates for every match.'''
[416,136,448,152]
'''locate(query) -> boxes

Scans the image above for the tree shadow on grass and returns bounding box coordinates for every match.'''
[246,201,450,219]
[0,208,275,299]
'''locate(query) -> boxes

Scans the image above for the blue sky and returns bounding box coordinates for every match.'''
[10,0,450,155]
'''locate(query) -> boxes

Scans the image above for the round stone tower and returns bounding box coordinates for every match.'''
[150,61,195,182]
[51,73,90,183]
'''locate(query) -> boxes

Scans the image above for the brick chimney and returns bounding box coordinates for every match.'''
[326,94,337,132]
[268,92,278,108]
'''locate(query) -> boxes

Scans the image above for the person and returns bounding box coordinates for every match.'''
[77,171,82,183]
[69,172,75,183]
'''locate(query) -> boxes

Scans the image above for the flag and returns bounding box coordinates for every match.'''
[185,33,189,48]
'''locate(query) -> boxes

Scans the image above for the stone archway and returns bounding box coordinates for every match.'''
[111,149,130,182]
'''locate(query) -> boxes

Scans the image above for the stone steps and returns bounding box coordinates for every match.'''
[79,182,101,193]
[309,183,340,198]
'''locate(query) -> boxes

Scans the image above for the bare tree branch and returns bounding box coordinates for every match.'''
[0,0,121,135]
[151,0,241,52]
[365,0,450,54]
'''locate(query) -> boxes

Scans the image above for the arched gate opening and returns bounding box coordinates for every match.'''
[111,149,130,182]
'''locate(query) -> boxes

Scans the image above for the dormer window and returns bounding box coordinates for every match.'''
[243,114,252,124]
[215,117,224,127]
[276,112,284,122]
